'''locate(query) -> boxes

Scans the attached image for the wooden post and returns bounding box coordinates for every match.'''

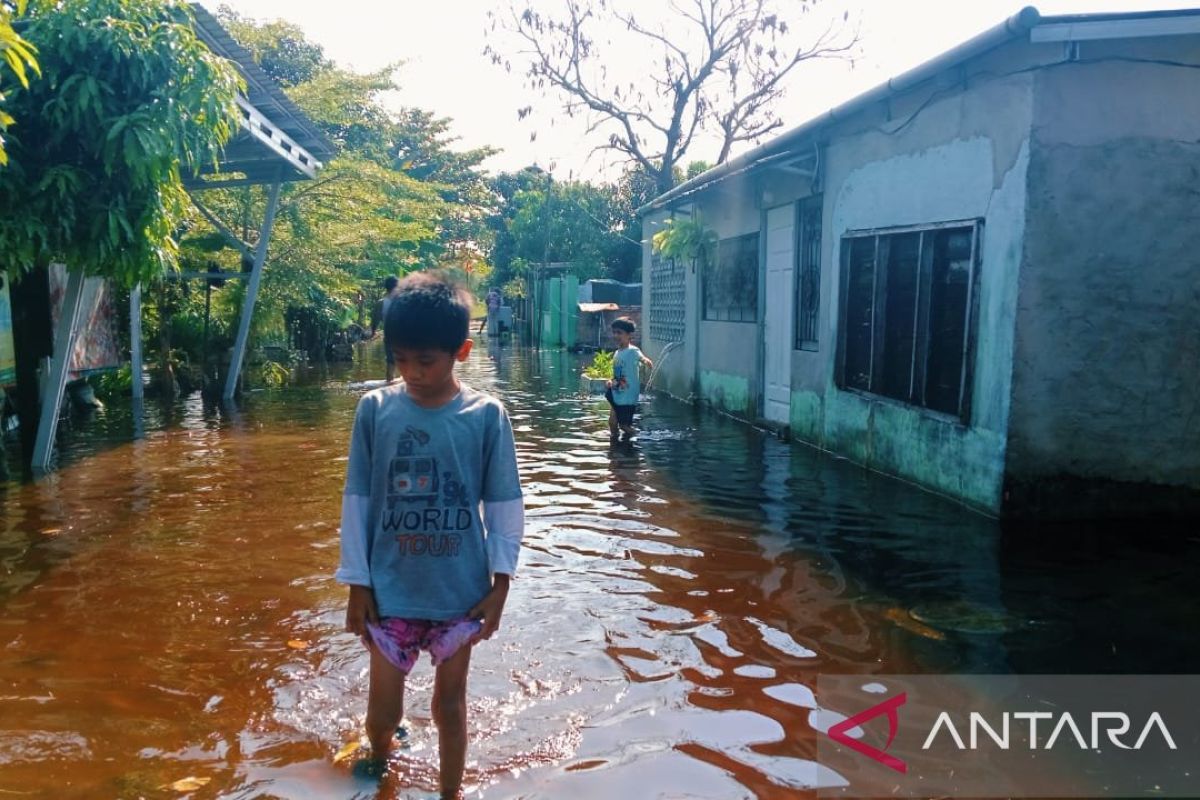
[224,180,282,400]
[32,269,86,471]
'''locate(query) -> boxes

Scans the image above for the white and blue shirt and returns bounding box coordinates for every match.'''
[336,383,524,620]
[610,345,645,406]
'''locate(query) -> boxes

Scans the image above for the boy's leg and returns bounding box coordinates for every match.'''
[365,644,407,761]
[432,644,472,800]
[608,407,618,438]
[617,405,636,439]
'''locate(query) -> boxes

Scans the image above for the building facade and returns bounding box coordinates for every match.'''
[640,8,1200,516]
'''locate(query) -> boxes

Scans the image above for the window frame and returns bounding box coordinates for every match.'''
[649,250,686,343]
[794,194,823,351]
[834,219,983,423]
[702,231,760,323]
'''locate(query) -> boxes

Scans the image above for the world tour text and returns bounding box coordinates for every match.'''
[382,507,473,534]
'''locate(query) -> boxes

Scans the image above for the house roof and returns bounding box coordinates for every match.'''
[639,5,1200,215]
[188,3,335,187]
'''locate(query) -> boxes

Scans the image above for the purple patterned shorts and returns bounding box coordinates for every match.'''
[364,617,482,675]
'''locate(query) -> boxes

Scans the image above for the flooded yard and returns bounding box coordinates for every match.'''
[1,343,1197,799]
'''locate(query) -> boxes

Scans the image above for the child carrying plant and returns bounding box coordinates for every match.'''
[605,317,653,440]
[336,272,524,798]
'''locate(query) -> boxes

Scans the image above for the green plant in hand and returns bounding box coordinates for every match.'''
[583,349,614,379]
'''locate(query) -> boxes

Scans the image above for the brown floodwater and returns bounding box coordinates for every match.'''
[1,342,1197,799]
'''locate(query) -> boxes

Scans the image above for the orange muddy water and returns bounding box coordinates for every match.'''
[1,343,1196,799]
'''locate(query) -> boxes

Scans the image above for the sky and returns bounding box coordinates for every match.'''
[199,0,1198,183]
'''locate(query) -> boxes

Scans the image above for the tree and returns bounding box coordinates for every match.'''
[0,0,39,167]
[178,11,490,367]
[487,0,854,194]
[216,6,329,87]
[0,0,241,286]
[490,171,644,287]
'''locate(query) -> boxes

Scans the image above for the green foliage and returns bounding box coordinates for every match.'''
[93,362,133,399]
[0,0,40,167]
[583,349,614,379]
[216,6,328,87]
[685,160,712,181]
[487,165,652,291]
[253,358,291,389]
[652,216,717,265]
[0,0,241,286]
[172,12,496,367]
[287,66,401,163]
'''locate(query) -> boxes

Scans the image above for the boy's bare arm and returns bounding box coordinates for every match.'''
[468,574,511,641]
[345,584,379,637]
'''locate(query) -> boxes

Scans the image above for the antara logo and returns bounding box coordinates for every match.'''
[827,692,908,774]
[922,711,1178,751]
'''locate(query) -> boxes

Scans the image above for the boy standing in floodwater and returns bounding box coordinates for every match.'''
[605,317,653,441]
[336,272,524,798]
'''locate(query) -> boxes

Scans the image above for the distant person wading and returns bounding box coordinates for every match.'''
[372,276,401,382]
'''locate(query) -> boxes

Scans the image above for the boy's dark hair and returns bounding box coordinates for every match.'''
[383,275,399,292]
[611,317,636,334]
[384,272,473,353]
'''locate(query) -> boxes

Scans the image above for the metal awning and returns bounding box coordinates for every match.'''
[186,3,335,188]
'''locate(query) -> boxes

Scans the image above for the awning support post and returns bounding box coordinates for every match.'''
[223,179,282,400]
[32,268,86,472]
[130,284,144,439]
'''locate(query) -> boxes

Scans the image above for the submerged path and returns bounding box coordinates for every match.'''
[1,344,1196,798]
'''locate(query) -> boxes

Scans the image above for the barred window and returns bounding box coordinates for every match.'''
[795,195,822,350]
[649,252,685,343]
[704,233,758,322]
[837,221,981,419]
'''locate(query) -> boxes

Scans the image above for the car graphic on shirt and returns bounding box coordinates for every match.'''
[388,455,440,508]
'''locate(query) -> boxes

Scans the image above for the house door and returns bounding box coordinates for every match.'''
[763,204,795,424]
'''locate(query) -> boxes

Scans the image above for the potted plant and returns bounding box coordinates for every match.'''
[580,349,614,395]
[651,215,717,265]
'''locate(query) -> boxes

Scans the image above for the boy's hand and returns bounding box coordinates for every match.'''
[345,585,379,637]
[468,575,511,642]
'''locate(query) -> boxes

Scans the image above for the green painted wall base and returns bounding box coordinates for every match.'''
[699,370,752,417]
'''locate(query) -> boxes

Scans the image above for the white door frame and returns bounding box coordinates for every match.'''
[762,203,796,424]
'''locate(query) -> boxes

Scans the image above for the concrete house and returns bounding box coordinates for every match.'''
[639,7,1200,517]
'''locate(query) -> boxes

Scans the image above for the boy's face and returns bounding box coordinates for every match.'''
[612,328,631,347]
[391,340,472,402]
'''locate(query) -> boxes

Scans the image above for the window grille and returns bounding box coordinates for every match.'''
[795,195,823,350]
[704,233,758,322]
[649,252,685,343]
[837,221,981,420]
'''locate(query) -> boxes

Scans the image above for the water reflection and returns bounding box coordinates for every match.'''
[0,343,1196,798]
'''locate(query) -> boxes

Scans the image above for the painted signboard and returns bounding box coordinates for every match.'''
[49,264,121,379]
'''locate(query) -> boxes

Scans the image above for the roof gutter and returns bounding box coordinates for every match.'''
[638,5,1042,216]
